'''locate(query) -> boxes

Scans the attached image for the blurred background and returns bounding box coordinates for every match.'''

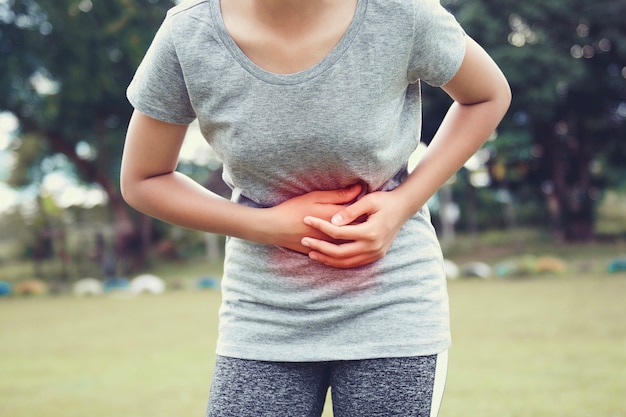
[0,1,625,416]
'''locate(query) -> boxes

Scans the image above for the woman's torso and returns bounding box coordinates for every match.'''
[128,0,466,361]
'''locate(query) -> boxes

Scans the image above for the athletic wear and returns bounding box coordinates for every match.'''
[127,0,466,362]
[206,352,448,417]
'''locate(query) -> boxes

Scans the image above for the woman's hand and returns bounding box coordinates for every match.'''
[300,189,410,269]
[260,184,363,255]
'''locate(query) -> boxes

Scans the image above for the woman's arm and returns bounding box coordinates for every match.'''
[301,36,512,268]
[120,110,361,253]
[393,35,512,216]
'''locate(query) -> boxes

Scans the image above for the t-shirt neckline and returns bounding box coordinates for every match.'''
[211,0,367,85]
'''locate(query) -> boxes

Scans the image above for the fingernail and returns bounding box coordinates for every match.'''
[301,238,311,247]
[332,214,343,225]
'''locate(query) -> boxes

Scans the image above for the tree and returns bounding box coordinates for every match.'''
[430,0,626,240]
[0,0,176,271]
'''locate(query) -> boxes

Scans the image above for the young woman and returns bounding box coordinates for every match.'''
[121,0,511,415]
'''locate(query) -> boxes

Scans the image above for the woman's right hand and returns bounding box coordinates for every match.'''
[259,184,362,255]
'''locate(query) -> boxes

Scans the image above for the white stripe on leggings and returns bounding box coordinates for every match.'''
[430,349,449,417]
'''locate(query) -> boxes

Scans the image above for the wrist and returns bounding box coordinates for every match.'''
[388,186,427,222]
[231,206,273,246]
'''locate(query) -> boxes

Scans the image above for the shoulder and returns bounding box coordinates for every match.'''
[362,0,414,36]
[166,0,212,24]
[366,0,449,15]
[157,0,218,46]
[412,0,460,27]
[368,0,456,22]
[367,0,414,16]
[365,0,453,30]
[168,0,209,15]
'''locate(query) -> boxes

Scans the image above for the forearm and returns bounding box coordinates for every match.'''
[393,36,511,220]
[122,168,365,253]
[122,171,264,242]
[121,110,275,244]
[394,96,509,218]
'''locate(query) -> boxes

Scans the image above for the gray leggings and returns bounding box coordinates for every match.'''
[206,351,448,417]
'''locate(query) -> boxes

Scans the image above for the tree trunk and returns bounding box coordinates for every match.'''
[45,130,153,273]
[538,118,595,242]
[109,194,140,274]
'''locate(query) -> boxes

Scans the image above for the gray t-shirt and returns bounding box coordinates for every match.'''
[127,0,466,361]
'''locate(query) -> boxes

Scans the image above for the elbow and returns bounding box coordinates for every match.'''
[120,170,172,216]
[501,77,513,112]
[495,62,512,110]
[489,72,512,120]
[120,179,131,206]
[119,158,153,212]
[119,172,142,211]
[500,82,513,125]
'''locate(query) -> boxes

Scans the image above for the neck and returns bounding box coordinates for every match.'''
[245,0,334,26]
[220,0,359,74]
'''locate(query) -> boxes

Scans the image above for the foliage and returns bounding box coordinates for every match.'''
[0,0,178,270]
[1,0,174,187]
[595,189,626,236]
[431,0,626,239]
[2,0,625,272]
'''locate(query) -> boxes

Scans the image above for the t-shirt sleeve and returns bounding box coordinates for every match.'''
[407,0,466,87]
[126,14,196,125]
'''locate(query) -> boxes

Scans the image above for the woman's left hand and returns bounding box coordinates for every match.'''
[300,190,409,269]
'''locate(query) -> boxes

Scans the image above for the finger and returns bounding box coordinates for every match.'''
[303,216,363,241]
[301,236,357,259]
[330,196,373,226]
[310,183,362,205]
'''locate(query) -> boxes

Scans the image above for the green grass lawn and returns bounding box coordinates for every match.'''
[1,240,626,416]
[443,274,626,417]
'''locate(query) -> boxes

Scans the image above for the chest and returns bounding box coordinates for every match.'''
[180,31,415,170]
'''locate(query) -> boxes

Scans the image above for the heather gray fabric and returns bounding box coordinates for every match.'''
[205,354,446,417]
[127,0,466,362]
